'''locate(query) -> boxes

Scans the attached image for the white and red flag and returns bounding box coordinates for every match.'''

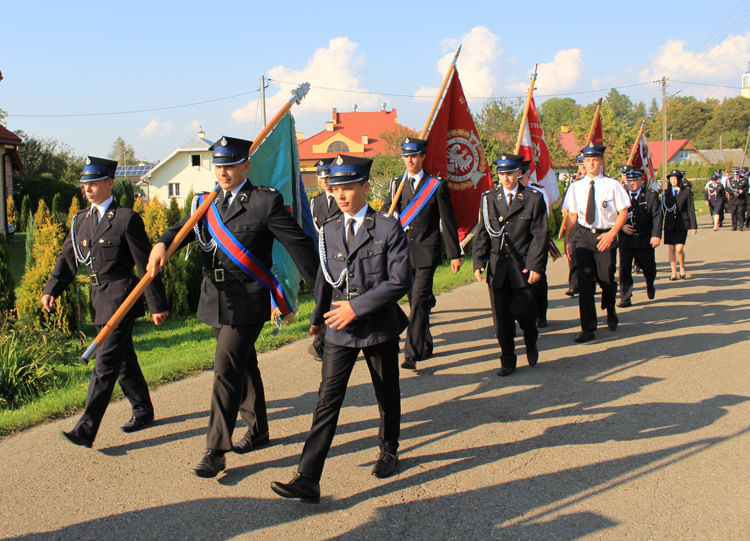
[518,95,560,205]
[587,100,603,146]
[423,69,493,243]
[629,126,656,184]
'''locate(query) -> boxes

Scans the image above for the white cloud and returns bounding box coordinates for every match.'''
[415,26,502,100]
[185,119,205,133]
[232,37,380,123]
[513,49,583,95]
[639,32,750,95]
[140,119,175,137]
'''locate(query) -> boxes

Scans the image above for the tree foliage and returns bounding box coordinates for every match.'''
[20,195,31,231]
[0,234,15,314]
[66,195,81,229]
[109,136,137,166]
[474,98,523,163]
[6,196,17,229]
[112,179,135,208]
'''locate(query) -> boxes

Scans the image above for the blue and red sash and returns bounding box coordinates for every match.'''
[198,193,294,318]
[399,176,440,229]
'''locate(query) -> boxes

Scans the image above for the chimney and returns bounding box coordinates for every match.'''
[381,102,387,111]
[332,108,337,122]
[561,125,569,133]
[352,104,358,112]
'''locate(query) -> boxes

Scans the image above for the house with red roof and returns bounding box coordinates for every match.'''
[297,107,416,188]
[1,125,22,235]
[646,139,710,171]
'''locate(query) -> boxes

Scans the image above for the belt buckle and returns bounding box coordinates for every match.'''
[214,268,225,282]
[89,273,99,287]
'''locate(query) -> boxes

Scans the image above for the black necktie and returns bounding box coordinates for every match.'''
[631,192,638,204]
[327,195,334,211]
[585,180,596,225]
[346,218,356,251]
[91,207,99,224]
[221,191,231,217]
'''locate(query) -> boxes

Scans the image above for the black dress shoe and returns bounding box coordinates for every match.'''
[121,415,154,433]
[497,366,515,377]
[62,430,92,448]
[191,450,225,478]
[527,346,539,366]
[607,311,619,331]
[422,347,433,360]
[307,343,322,362]
[372,450,399,478]
[574,331,596,343]
[536,317,547,328]
[564,289,576,297]
[646,284,655,299]
[617,299,631,308]
[232,431,270,454]
[401,358,417,370]
[271,473,320,502]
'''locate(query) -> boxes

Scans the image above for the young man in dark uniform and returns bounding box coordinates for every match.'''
[271,155,412,501]
[563,143,630,343]
[147,136,318,477]
[308,158,341,361]
[42,157,169,448]
[726,168,748,231]
[617,168,662,307]
[473,154,548,377]
[382,137,461,370]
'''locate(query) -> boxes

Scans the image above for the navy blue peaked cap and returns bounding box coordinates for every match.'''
[581,142,606,157]
[81,156,117,182]
[494,153,523,173]
[210,136,253,166]
[401,137,428,156]
[625,169,644,180]
[329,154,372,185]
[316,158,334,177]
[667,169,684,179]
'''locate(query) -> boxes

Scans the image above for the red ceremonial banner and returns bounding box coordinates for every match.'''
[518,95,560,204]
[590,108,603,146]
[423,70,493,242]
[631,130,656,184]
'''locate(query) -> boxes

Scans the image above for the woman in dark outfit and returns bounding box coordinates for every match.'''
[662,170,697,280]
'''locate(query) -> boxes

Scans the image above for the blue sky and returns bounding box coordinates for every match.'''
[1,0,748,163]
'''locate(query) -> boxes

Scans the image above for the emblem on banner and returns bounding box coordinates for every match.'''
[445,129,489,190]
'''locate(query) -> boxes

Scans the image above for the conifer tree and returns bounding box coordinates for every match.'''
[20,195,30,231]
[0,233,15,313]
[6,196,18,230]
[66,195,81,228]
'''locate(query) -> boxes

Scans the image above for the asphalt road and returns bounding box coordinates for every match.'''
[1,214,749,540]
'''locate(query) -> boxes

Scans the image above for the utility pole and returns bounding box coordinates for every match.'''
[260,75,267,126]
[661,76,667,182]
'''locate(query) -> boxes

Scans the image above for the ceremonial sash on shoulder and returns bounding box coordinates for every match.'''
[399,176,440,229]
[198,194,294,318]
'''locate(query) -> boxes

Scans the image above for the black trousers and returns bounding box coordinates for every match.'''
[567,250,578,292]
[72,317,152,441]
[208,323,266,452]
[619,243,656,303]
[298,339,400,482]
[405,266,435,363]
[533,272,548,321]
[488,284,537,369]
[728,198,746,230]
[573,225,617,332]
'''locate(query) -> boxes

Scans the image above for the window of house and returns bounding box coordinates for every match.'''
[327,141,349,152]
[168,183,180,197]
[191,154,201,167]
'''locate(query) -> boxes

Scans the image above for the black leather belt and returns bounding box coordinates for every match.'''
[332,289,361,301]
[89,270,133,287]
[577,223,611,234]
[202,267,251,283]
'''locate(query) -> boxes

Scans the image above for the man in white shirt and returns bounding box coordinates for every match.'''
[563,143,631,343]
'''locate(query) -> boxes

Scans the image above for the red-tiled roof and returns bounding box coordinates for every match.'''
[647,139,694,170]
[0,125,22,145]
[297,108,416,160]
[559,131,581,157]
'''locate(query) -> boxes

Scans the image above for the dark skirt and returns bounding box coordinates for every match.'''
[664,229,688,245]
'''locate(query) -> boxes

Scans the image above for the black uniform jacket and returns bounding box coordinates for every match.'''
[705,182,726,206]
[383,172,461,268]
[159,181,318,328]
[620,189,663,250]
[310,191,342,230]
[726,177,748,200]
[312,206,412,348]
[662,186,697,232]
[44,201,168,325]
[472,184,548,289]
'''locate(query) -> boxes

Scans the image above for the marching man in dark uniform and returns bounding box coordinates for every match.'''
[147,136,318,477]
[42,157,169,447]
[726,168,748,231]
[617,168,662,307]
[271,155,411,502]
[563,143,630,343]
[308,158,341,361]
[704,174,726,231]
[473,153,548,376]
[382,137,461,370]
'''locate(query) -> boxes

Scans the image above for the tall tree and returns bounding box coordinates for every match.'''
[474,97,523,164]
[109,136,136,166]
[539,97,580,132]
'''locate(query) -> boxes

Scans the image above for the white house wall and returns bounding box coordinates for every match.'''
[146,151,215,208]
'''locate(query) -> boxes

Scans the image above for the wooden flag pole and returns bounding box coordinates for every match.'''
[78,83,311,364]
[514,65,538,154]
[627,120,646,165]
[585,98,603,145]
[386,45,461,216]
